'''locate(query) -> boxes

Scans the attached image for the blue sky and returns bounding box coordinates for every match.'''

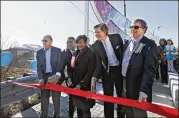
[1,1,178,50]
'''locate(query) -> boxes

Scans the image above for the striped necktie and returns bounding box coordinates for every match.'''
[122,40,134,77]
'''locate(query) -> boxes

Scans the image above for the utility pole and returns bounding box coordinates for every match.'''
[124,0,127,38]
[89,30,95,43]
[85,1,89,38]
[124,0,126,17]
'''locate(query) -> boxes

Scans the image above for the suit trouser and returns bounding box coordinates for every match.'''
[125,106,147,118]
[77,108,91,118]
[160,64,168,83]
[156,65,160,79]
[123,79,147,118]
[40,73,61,118]
[102,66,125,118]
[68,95,75,118]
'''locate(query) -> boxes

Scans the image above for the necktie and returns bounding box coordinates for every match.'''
[103,41,107,50]
[103,40,110,56]
[122,40,134,77]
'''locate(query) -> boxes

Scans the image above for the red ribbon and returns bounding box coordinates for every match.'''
[8,81,179,118]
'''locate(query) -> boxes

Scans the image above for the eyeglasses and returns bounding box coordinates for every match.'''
[42,39,48,42]
[129,26,144,29]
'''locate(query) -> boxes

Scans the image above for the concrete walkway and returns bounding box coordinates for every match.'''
[11,81,175,118]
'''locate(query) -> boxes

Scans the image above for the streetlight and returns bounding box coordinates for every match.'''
[124,0,127,35]
[124,0,126,17]
[153,26,161,36]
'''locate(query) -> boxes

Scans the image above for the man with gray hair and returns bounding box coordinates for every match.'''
[37,35,65,118]
[122,19,158,117]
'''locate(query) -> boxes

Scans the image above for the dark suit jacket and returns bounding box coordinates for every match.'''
[92,33,123,79]
[124,36,158,102]
[63,49,73,80]
[36,46,64,84]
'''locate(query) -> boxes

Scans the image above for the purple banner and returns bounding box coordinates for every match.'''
[91,0,131,40]
[91,0,155,41]
[92,0,131,28]
[106,19,130,40]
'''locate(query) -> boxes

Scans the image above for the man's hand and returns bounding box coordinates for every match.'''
[75,85,80,89]
[55,75,61,80]
[47,75,61,84]
[38,79,44,84]
[54,75,61,84]
[98,78,102,83]
[51,72,61,84]
[47,76,55,84]
[138,92,147,102]
[67,78,73,87]
[91,77,97,93]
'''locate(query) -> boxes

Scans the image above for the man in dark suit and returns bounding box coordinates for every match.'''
[63,37,77,118]
[122,19,158,117]
[37,35,64,118]
[92,23,124,118]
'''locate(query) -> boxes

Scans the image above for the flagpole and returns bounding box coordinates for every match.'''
[85,1,89,38]
[124,0,126,17]
[124,0,127,38]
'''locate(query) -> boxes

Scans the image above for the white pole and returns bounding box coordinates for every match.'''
[84,1,89,38]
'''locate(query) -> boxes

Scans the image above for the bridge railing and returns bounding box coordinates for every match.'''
[168,69,179,109]
[0,74,39,108]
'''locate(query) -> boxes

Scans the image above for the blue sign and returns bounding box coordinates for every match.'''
[1,52,13,67]
[29,60,37,71]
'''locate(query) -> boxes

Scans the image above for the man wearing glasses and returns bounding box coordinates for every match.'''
[37,35,64,118]
[122,19,158,117]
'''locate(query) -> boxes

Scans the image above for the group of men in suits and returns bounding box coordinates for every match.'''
[36,18,158,118]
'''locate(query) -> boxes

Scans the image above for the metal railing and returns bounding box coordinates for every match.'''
[0,74,39,108]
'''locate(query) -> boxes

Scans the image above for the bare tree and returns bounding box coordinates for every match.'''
[1,35,20,82]
[1,35,20,50]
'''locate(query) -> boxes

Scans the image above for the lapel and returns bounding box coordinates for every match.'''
[41,49,46,71]
[67,49,72,59]
[108,35,122,61]
[127,36,146,70]
[50,46,55,71]
[123,40,131,53]
[95,40,108,68]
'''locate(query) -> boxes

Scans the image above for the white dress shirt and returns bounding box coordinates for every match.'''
[70,48,77,54]
[101,36,119,66]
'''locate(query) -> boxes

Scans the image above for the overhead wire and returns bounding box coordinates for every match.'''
[69,0,96,25]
